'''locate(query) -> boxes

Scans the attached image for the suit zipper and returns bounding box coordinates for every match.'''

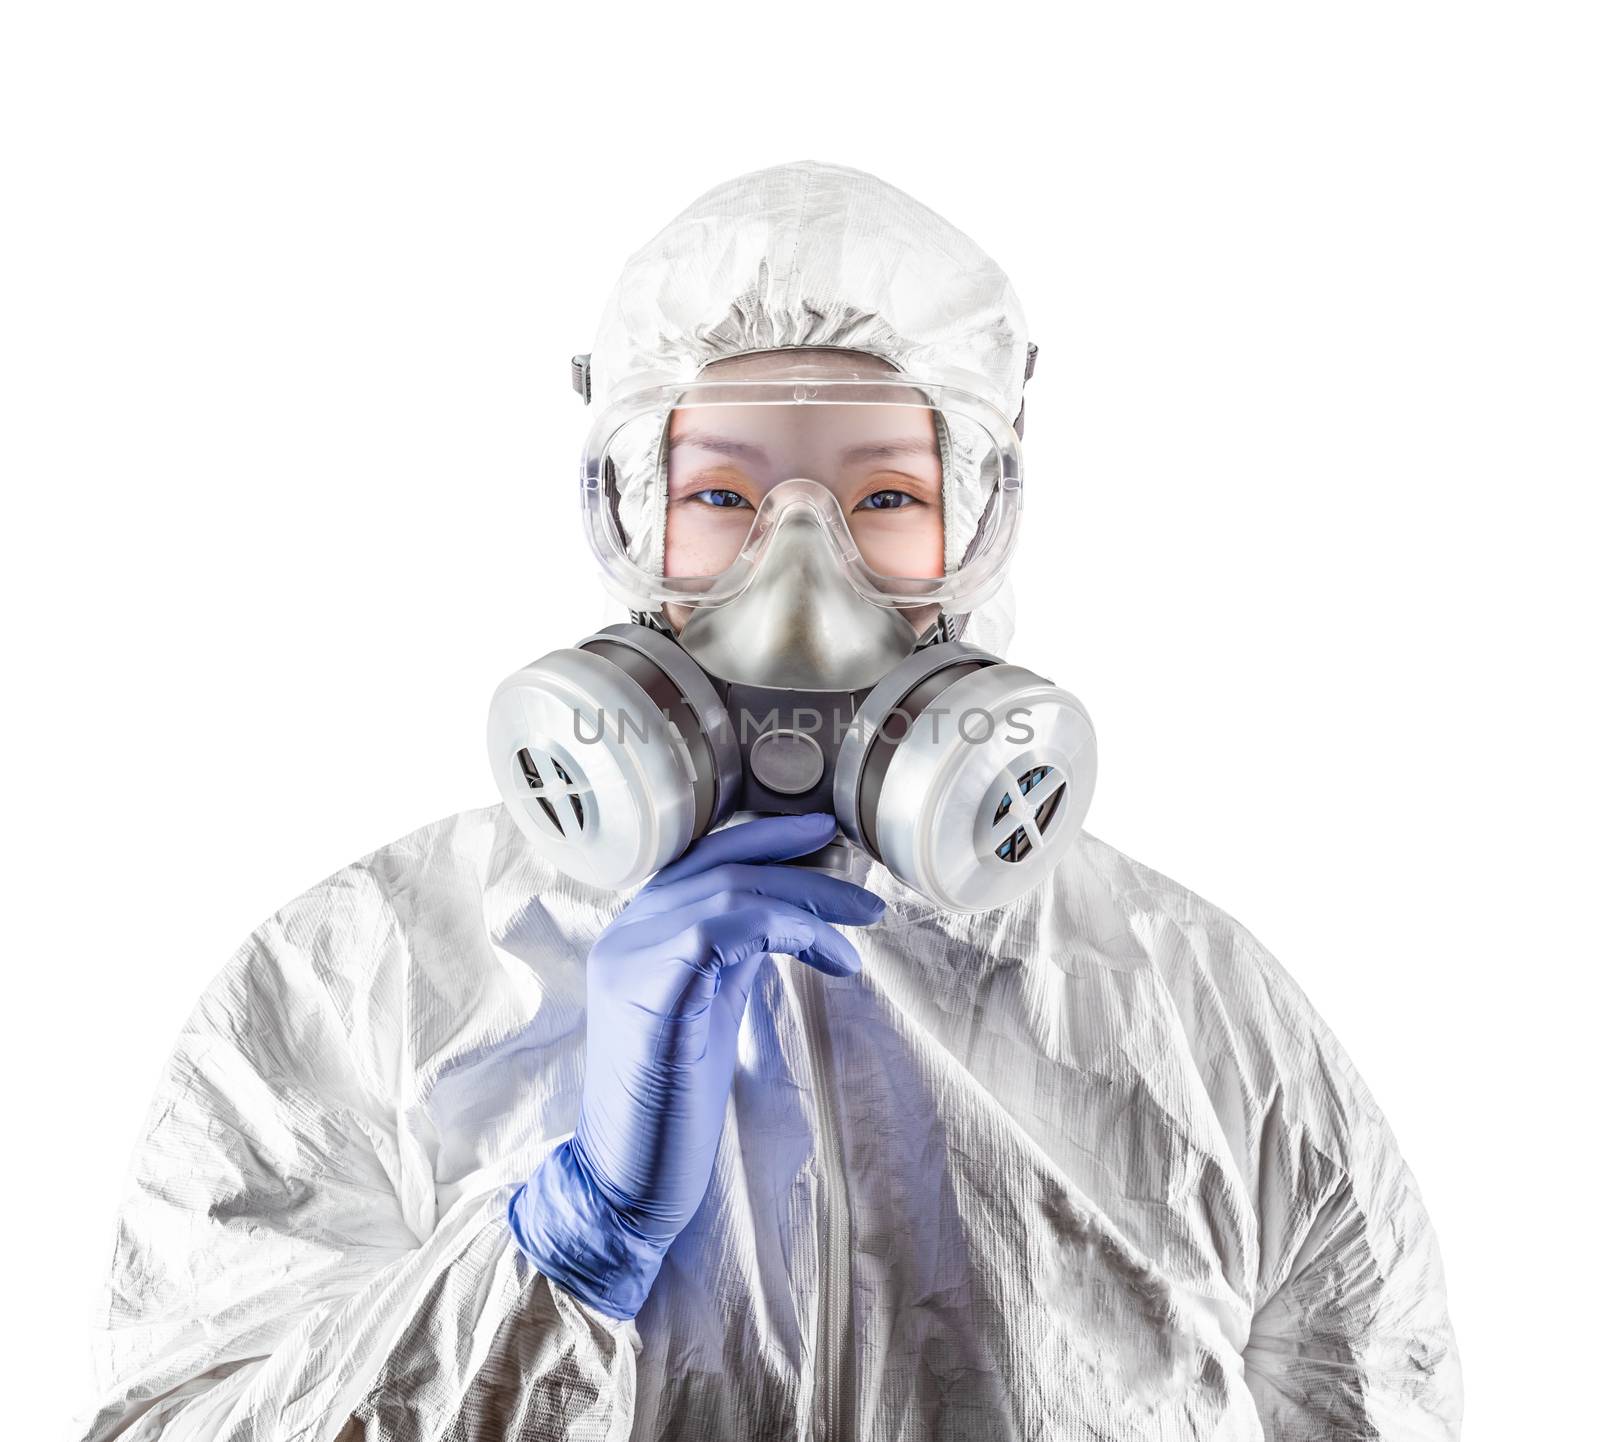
[796,965,852,1442]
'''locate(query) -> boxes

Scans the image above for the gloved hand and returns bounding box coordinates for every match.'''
[508,811,884,1320]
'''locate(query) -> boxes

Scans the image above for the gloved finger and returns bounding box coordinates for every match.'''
[710,949,770,1018]
[607,904,813,1017]
[607,884,865,956]
[632,862,884,927]
[594,898,863,1026]
[642,812,838,893]
[596,890,864,995]
[695,899,863,980]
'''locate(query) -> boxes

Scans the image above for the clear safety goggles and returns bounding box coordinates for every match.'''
[582,376,1023,614]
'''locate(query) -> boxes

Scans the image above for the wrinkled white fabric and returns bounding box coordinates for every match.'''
[588,161,1029,419]
[76,807,1461,1440]
[76,159,1460,1440]
[593,160,1023,607]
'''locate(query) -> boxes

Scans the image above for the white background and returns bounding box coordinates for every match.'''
[3,5,1594,1437]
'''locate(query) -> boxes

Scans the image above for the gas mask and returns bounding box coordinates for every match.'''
[487,358,1097,913]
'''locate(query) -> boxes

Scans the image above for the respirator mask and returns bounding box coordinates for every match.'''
[486,354,1097,913]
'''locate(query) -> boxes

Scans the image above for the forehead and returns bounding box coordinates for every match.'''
[667,400,938,458]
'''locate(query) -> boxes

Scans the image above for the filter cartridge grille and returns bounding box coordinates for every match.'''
[991,763,1068,863]
[516,747,589,837]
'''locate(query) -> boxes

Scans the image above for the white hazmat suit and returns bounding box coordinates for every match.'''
[76,161,1462,1441]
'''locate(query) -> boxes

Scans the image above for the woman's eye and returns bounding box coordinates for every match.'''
[856,489,917,511]
[691,488,753,510]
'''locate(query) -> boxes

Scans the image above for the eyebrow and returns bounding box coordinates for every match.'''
[667,431,937,466]
[838,438,938,464]
[666,432,769,462]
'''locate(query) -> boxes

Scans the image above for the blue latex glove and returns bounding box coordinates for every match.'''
[507,811,884,1320]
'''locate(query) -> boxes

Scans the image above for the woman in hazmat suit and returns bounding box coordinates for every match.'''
[75,160,1463,1441]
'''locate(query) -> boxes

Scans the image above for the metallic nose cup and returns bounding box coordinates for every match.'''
[675,485,922,691]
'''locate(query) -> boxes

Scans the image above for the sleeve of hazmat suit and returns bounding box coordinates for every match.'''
[74,821,642,1442]
[1224,915,1463,1438]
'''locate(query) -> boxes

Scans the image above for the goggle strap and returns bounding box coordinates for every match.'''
[629,608,675,635]
[1012,342,1039,438]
